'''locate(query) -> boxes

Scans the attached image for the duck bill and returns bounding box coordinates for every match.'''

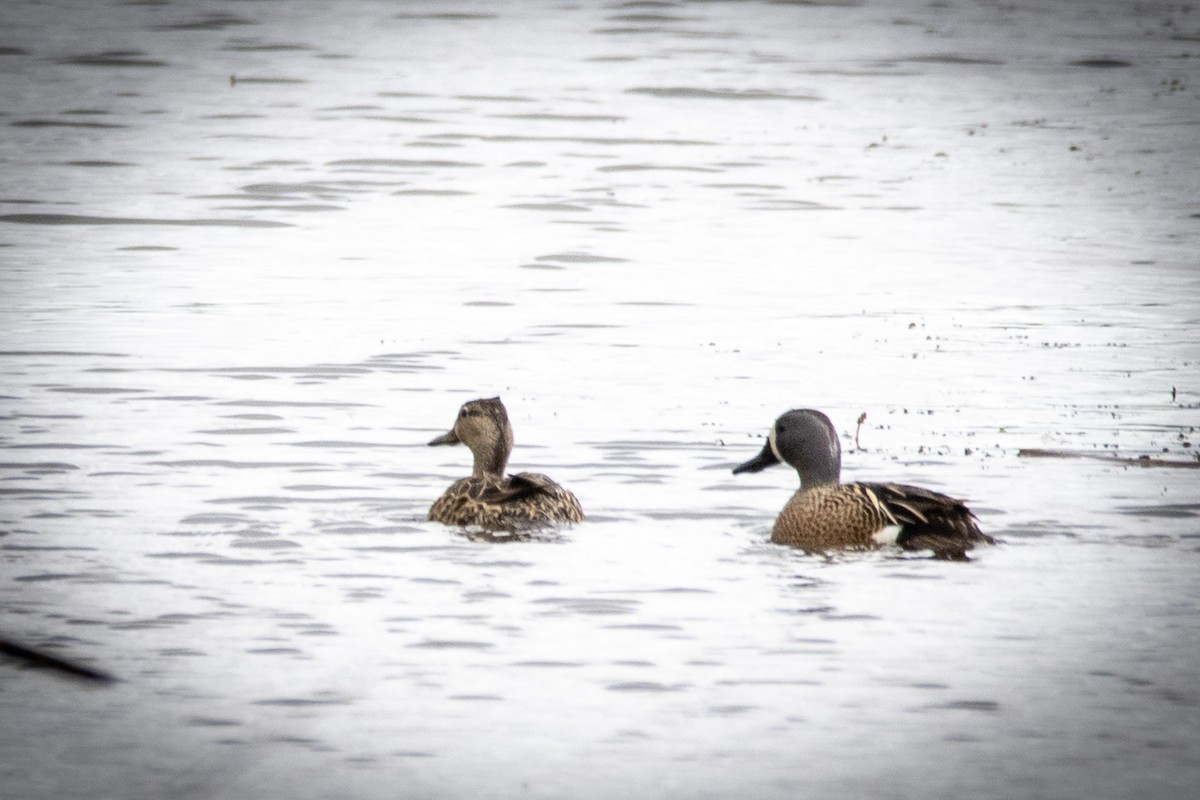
[428,429,460,447]
[732,441,780,474]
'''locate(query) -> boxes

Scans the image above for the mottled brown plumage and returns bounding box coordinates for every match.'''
[428,397,583,531]
[733,408,992,559]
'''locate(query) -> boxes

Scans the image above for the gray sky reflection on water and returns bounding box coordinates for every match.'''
[1,1,1199,799]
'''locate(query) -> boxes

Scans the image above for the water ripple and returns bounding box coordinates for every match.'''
[0,214,289,228]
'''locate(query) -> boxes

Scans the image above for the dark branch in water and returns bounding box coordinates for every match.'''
[854,412,867,451]
[1017,449,1200,469]
[1,637,117,684]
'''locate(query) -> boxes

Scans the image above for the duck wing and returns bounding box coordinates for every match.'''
[481,472,584,522]
[475,473,547,504]
[857,482,993,558]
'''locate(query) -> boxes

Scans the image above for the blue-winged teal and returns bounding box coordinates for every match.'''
[428,397,584,530]
[733,408,992,559]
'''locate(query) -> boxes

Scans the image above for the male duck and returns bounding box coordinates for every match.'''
[428,397,584,531]
[733,408,992,559]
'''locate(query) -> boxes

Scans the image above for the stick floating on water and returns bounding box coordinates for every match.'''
[0,637,117,684]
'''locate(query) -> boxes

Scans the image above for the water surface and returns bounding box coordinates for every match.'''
[2,1,1199,798]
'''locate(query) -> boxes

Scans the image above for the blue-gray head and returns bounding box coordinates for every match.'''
[732,408,842,488]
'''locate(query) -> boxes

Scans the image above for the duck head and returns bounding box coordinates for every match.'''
[732,408,842,488]
[429,397,515,479]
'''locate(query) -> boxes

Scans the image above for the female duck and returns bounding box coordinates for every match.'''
[428,397,584,531]
[733,408,992,559]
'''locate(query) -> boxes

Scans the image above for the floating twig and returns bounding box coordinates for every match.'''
[1,637,117,684]
[1017,449,1200,469]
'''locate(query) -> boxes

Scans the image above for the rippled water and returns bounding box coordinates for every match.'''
[2,1,1199,798]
